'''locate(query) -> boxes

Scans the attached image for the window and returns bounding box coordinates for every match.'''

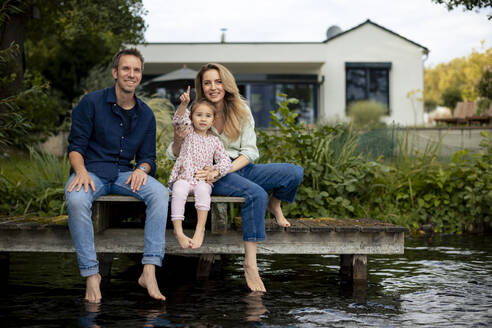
[345,62,391,114]
[237,74,318,128]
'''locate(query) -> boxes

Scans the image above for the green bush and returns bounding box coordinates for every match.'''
[145,97,175,185]
[0,147,69,216]
[478,68,492,99]
[442,87,463,111]
[256,93,492,233]
[424,99,438,113]
[347,100,386,129]
[476,97,491,115]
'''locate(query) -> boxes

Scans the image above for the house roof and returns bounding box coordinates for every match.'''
[141,20,428,55]
[324,19,429,54]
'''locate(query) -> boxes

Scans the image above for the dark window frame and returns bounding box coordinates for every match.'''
[345,62,392,115]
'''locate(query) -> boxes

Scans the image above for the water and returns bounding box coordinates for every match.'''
[1,235,491,327]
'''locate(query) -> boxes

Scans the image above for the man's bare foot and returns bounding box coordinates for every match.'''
[138,264,166,301]
[243,264,266,292]
[174,231,192,248]
[85,273,102,303]
[268,197,290,227]
[191,227,205,249]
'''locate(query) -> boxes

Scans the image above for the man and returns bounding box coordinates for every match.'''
[65,48,168,303]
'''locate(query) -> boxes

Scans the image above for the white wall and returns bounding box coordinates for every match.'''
[321,23,425,125]
[136,22,426,126]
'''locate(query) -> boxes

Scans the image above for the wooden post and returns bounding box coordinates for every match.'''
[339,254,367,281]
[98,253,114,279]
[0,252,9,282]
[352,254,367,281]
[92,201,110,234]
[211,202,228,234]
[340,254,353,278]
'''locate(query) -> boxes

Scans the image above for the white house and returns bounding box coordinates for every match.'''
[136,19,429,127]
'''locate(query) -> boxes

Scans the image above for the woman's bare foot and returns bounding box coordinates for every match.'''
[174,231,192,248]
[191,227,205,249]
[268,196,290,227]
[85,273,102,303]
[243,264,266,292]
[138,264,166,301]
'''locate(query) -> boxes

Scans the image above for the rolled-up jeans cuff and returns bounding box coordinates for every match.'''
[80,265,99,278]
[142,255,163,267]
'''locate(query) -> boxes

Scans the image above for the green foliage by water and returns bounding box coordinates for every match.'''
[258,94,492,233]
[1,93,491,234]
[0,147,69,216]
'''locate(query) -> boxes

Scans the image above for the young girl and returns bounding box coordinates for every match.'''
[168,86,232,249]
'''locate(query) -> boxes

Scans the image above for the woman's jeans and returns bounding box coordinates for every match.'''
[64,171,169,277]
[212,163,303,242]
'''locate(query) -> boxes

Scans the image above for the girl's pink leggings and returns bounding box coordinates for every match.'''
[171,180,212,221]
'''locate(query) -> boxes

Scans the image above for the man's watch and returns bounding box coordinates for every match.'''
[138,165,147,173]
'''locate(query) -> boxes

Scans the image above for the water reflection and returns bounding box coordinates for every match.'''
[242,291,268,321]
[80,302,101,328]
[2,235,492,327]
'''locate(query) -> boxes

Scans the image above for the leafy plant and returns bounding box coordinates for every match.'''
[347,100,386,129]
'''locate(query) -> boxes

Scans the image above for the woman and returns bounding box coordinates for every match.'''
[167,63,303,292]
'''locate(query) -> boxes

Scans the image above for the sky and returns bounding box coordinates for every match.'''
[141,0,491,67]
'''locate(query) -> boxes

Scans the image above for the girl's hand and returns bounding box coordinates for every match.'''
[196,167,219,183]
[179,85,191,107]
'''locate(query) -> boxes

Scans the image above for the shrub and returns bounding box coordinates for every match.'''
[145,97,175,184]
[347,100,386,129]
[477,67,492,99]
[476,97,491,115]
[441,87,462,111]
[424,99,438,113]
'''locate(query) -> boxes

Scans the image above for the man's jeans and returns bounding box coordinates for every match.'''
[212,163,303,242]
[64,171,169,277]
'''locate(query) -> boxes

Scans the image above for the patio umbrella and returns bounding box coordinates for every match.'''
[144,66,198,84]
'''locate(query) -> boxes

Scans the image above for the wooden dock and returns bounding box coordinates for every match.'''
[0,195,408,281]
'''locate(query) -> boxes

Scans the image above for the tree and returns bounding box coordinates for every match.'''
[424,45,492,105]
[477,67,492,99]
[431,0,492,19]
[442,87,463,111]
[25,0,147,102]
[1,0,147,147]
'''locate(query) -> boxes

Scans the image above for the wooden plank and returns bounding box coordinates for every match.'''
[264,218,285,232]
[0,227,405,255]
[95,194,245,203]
[298,218,335,232]
[286,218,310,232]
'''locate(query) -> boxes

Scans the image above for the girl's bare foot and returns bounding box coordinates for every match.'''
[243,264,266,292]
[191,227,205,249]
[138,264,166,301]
[174,231,192,248]
[85,273,102,303]
[268,196,290,227]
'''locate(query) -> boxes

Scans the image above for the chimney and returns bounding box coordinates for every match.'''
[220,28,227,43]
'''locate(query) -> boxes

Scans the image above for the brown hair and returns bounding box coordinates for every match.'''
[190,98,216,116]
[195,63,249,141]
[112,48,144,71]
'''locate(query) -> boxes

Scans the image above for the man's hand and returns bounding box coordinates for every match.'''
[67,170,96,193]
[126,168,148,192]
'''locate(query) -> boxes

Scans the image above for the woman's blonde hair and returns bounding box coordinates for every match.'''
[195,63,249,141]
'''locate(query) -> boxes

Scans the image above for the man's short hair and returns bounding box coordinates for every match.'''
[112,48,144,71]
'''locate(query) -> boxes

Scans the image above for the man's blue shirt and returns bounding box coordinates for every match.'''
[67,86,157,179]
